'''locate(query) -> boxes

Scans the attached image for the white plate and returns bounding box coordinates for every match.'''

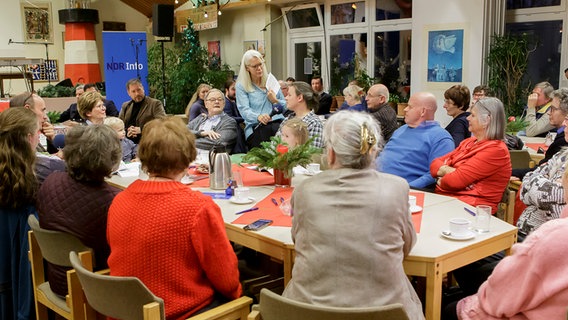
[229,197,255,205]
[410,205,422,213]
[180,176,193,185]
[304,170,322,176]
[440,230,476,241]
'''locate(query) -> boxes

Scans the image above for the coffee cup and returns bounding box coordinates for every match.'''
[307,163,320,174]
[409,195,417,207]
[234,187,250,201]
[449,218,471,236]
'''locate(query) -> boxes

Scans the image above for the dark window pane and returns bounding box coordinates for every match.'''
[331,2,365,25]
[286,7,321,29]
[505,20,562,89]
[376,0,412,21]
[374,31,411,96]
[506,0,560,9]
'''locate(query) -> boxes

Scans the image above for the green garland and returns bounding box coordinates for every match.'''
[243,136,321,177]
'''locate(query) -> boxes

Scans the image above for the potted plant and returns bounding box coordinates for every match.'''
[243,136,320,186]
[506,115,528,135]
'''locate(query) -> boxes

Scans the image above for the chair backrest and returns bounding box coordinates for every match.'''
[257,289,409,320]
[509,150,533,170]
[69,251,165,320]
[27,215,91,267]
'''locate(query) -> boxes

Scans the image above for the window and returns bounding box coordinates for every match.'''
[330,2,366,25]
[506,0,561,9]
[283,4,324,32]
[374,30,411,95]
[376,0,412,21]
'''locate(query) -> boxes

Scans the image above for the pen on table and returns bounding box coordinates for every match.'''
[271,198,279,206]
[464,207,476,216]
[280,197,285,203]
[235,207,259,215]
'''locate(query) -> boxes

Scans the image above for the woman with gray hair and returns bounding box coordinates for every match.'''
[430,97,511,212]
[277,81,324,148]
[517,88,568,236]
[36,124,122,298]
[236,49,286,148]
[282,111,423,319]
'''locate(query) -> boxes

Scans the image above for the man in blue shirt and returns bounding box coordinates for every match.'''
[376,91,454,190]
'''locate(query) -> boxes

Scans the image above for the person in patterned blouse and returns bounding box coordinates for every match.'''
[277,81,324,148]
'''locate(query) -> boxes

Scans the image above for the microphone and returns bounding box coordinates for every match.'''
[255,104,284,130]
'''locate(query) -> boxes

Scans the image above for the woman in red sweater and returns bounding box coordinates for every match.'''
[430,97,511,212]
[107,117,241,320]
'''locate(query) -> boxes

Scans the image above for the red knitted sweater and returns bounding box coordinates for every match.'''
[107,180,242,320]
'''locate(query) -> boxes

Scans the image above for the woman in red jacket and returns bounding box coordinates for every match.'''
[107,117,241,320]
[430,97,511,212]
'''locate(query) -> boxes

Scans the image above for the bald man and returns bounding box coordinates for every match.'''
[366,84,398,141]
[376,92,454,190]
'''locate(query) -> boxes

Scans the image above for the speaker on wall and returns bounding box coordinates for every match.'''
[152,4,174,38]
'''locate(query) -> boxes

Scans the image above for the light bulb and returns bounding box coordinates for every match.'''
[175,0,178,3]
[204,11,208,18]
[351,3,357,9]
[218,10,222,15]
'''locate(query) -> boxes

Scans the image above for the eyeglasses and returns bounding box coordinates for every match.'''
[206,98,224,102]
[23,92,34,107]
[248,63,263,70]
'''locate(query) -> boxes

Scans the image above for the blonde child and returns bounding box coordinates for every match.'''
[281,118,309,148]
[104,117,138,162]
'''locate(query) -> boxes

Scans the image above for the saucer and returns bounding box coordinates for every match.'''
[230,197,254,204]
[410,205,422,213]
[180,176,193,185]
[440,230,476,241]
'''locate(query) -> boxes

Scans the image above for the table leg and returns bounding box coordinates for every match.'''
[424,261,443,320]
[283,248,293,285]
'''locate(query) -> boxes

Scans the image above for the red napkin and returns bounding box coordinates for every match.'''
[191,164,275,188]
[410,191,425,233]
[525,143,547,152]
[232,187,294,227]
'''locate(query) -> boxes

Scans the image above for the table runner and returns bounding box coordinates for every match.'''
[232,189,424,232]
[410,191,424,233]
[191,164,275,188]
[232,187,294,226]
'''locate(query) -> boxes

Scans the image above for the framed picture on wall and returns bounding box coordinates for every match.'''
[243,40,258,53]
[27,59,59,82]
[424,24,467,88]
[21,2,54,43]
[208,41,221,66]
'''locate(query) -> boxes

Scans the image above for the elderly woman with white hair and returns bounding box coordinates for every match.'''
[282,110,423,320]
[236,49,286,149]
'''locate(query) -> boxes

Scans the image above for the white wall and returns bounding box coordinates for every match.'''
[411,0,484,126]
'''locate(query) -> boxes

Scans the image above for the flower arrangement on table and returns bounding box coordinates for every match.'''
[506,115,528,134]
[243,136,321,184]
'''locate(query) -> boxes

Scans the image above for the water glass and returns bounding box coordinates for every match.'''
[474,205,491,233]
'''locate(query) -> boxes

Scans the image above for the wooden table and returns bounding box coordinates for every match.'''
[107,175,518,320]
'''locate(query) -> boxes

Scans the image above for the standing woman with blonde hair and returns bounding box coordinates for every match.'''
[236,49,286,148]
[0,108,41,320]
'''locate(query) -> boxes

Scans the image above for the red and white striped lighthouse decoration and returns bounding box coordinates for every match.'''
[58,7,101,84]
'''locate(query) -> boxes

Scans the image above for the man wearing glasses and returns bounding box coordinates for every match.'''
[366,84,398,142]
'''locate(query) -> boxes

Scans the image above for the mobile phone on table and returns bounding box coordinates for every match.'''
[243,219,273,231]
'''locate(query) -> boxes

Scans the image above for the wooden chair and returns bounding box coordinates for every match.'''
[497,188,516,225]
[69,251,253,320]
[27,215,93,320]
[247,288,410,320]
[509,150,536,169]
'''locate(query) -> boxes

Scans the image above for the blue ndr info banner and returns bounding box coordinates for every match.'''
[102,31,148,112]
